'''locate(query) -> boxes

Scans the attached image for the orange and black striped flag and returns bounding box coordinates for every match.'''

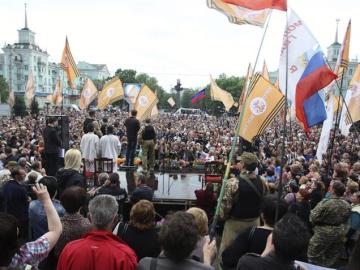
[60,37,80,89]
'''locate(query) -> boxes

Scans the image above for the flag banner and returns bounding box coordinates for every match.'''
[346,63,360,124]
[316,94,334,164]
[134,84,159,121]
[239,74,285,142]
[80,78,98,110]
[262,60,270,80]
[150,103,159,117]
[51,77,62,106]
[278,10,336,132]
[24,71,35,108]
[191,88,206,104]
[335,20,351,78]
[60,37,80,89]
[167,97,176,107]
[238,63,252,112]
[330,20,351,111]
[7,88,15,108]
[123,83,142,105]
[97,77,124,110]
[339,89,352,136]
[210,77,235,111]
[222,0,287,11]
[207,0,269,27]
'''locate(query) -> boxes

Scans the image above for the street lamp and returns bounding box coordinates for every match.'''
[45,100,50,115]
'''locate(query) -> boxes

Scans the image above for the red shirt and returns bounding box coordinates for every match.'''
[57,230,137,270]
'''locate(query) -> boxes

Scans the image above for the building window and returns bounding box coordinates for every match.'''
[349,69,353,76]
[25,65,28,70]
[34,66,36,71]
[25,75,28,81]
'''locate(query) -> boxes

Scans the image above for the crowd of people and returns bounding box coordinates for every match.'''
[0,106,359,270]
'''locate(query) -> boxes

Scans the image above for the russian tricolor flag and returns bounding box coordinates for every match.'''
[191,88,206,104]
[295,51,337,132]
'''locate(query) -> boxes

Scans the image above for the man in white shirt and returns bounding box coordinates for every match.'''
[80,123,99,172]
[99,125,121,171]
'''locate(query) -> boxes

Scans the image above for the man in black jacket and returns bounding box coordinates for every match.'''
[43,117,62,176]
[124,110,140,166]
[83,110,96,134]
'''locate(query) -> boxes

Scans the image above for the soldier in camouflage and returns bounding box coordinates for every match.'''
[308,181,351,267]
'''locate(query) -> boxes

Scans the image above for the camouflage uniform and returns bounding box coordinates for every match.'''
[308,197,351,267]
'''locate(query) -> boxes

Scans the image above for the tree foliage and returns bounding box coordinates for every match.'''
[13,96,27,117]
[0,76,9,103]
[30,97,39,115]
[113,69,244,114]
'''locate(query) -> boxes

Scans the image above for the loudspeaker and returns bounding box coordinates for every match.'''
[46,115,70,150]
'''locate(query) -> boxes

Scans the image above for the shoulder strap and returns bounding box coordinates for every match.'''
[247,226,256,250]
[149,258,157,270]
[241,176,262,198]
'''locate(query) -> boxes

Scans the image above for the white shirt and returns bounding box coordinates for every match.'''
[99,134,121,161]
[80,132,99,161]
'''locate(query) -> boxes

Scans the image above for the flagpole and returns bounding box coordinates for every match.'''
[275,10,289,222]
[209,10,273,240]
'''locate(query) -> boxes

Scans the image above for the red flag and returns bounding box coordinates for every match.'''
[222,0,287,11]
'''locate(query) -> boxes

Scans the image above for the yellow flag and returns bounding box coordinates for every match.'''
[60,37,80,89]
[207,0,269,27]
[346,63,360,123]
[134,84,158,121]
[150,104,159,117]
[25,71,35,108]
[7,88,15,108]
[49,77,63,106]
[239,74,285,142]
[80,78,98,110]
[210,76,234,112]
[238,63,252,113]
[97,77,124,110]
[262,60,270,81]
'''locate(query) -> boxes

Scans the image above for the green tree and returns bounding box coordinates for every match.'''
[0,76,9,103]
[13,96,27,117]
[115,69,137,83]
[30,97,39,115]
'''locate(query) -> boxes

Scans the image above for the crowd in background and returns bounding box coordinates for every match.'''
[0,107,359,270]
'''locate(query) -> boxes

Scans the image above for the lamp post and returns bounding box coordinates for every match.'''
[45,100,50,115]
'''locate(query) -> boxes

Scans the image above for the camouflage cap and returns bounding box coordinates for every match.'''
[239,152,258,167]
[5,161,18,168]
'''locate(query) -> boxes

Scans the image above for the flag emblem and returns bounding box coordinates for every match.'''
[83,88,92,98]
[139,95,149,107]
[106,88,115,97]
[250,97,267,115]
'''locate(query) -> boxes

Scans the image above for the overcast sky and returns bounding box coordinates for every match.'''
[1,0,359,91]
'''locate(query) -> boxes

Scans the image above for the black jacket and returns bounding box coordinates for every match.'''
[83,118,95,133]
[124,116,140,141]
[43,126,62,154]
[237,252,299,270]
[56,168,86,196]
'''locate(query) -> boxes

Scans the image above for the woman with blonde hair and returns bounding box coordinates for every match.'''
[56,149,86,197]
[186,207,209,263]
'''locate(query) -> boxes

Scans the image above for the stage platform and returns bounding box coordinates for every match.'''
[118,171,203,202]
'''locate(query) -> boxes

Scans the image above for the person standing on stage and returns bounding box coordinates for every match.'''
[83,109,96,134]
[80,123,99,173]
[124,110,140,166]
[43,117,62,176]
[138,118,156,173]
[99,125,121,171]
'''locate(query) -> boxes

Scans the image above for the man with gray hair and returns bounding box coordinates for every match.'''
[57,195,137,270]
